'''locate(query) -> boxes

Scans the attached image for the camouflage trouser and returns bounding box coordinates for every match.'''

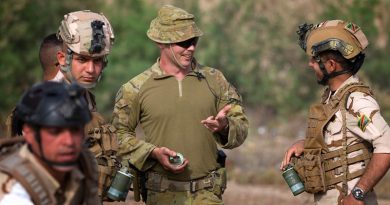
[146,189,224,205]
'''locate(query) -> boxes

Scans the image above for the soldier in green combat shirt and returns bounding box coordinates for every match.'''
[112,4,248,205]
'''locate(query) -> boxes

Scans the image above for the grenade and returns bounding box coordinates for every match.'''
[107,166,133,201]
[282,164,305,196]
[169,153,184,166]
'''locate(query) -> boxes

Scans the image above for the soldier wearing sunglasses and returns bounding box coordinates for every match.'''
[112,4,248,205]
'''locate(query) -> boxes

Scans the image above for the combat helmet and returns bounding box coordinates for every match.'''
[12,81,91,167]
[297,20,368,84]
[147,5,203,44]
[12,82,91,135]
[57,10,115,88]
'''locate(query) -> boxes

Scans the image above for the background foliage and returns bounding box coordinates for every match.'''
[1,0,389,138]
[1,0,390,201]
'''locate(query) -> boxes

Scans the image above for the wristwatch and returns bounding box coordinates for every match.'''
[351,186,365,201]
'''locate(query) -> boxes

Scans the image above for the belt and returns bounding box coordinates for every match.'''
[145,172,215,193]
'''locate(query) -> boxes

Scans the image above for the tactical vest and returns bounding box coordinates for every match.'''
[85,111,120,199]
[0,137,100,205]
[4,91,120,200]
[293,82,373,194]
[84,91,120,199]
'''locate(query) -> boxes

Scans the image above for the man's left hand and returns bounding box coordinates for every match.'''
[201,104,231,133]
[342,194,364,205]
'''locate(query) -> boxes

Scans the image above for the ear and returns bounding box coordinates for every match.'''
[326,59,338,73]
[23,124,36,144]
[156,42,167,50]
[57,50,66,66]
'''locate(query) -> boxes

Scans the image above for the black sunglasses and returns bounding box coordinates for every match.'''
[175,37,199,48]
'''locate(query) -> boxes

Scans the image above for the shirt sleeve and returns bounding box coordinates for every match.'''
[346,92,390,153]
[111,84,157,171]
[213,70,249,149]
[0,182,33,205]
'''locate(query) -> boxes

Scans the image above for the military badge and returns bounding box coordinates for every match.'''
[345,22,360,33]
[357,114,371,132]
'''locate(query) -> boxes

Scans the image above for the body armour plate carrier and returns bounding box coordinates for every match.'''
[0,137,100,205]
[293,82,373,195]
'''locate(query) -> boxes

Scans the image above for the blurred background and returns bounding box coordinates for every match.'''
[1,0,389,204]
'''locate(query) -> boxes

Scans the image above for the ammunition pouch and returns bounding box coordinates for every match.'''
[128,164,147,202]
[293,149,326,194]
[209,167,227,197]
[217,149,227,168]
[86,124,120,198]
[293,142,372,194]
[145,168,227,197]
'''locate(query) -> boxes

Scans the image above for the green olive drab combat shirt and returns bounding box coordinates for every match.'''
[112,59,248,180]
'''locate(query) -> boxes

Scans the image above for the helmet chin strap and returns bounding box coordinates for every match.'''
[317,59,329,85]
[315,56,353,86]
[59,48,98,89]
[170,44,188,70]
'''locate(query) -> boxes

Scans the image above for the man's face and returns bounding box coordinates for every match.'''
[57,50,104,86]
[162,37,198,69]
[70,53,104,86]
[308,57,326,82]
[24,124,84,171]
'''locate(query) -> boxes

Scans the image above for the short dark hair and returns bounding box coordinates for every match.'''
[38,33,62,79]
[319,50,354,70]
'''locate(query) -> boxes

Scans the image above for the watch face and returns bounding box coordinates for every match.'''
[352,187,365,201]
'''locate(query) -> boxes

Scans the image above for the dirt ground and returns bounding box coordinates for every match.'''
[104,181,390,205]
[104,113,390,205]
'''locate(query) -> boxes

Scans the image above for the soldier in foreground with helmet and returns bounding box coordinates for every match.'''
[280,20,390,205]
[56,10,120,200]
[112,5,248,204]
[0,81,100,204]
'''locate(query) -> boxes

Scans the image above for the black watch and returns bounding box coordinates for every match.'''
[351,187,365,201]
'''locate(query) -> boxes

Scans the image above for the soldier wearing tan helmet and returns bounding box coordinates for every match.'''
[56,10,120,201]
[280,20,390,205]
[57,10,114,89]
[112,5,248,204]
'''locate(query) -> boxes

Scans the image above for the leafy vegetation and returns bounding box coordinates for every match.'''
[1,0,389,130]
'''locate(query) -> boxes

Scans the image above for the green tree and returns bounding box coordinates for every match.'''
[95,0,159,116]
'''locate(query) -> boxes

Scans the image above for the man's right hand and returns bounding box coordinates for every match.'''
[280,139,305,170]
[150,147,188,174]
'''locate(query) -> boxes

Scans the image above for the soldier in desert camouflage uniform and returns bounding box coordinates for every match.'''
[112,5,248,205]
[56,10,120,200]
[0,82,99,205]
[281,20,390,205]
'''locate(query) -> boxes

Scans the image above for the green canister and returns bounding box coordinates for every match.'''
[107,167,133,201]
[282,164,305,196]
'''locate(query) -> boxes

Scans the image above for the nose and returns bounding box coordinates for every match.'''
[308,58,316,68]
[85,60,95,73]
[187,44,196,51]
[61,130,76,146]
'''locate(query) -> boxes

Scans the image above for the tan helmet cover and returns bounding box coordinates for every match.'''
[147,5,203,44]
[58,10,115,57]
[306,20,368,59]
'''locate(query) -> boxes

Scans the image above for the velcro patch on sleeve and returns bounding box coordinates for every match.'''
[357,114,371,132]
